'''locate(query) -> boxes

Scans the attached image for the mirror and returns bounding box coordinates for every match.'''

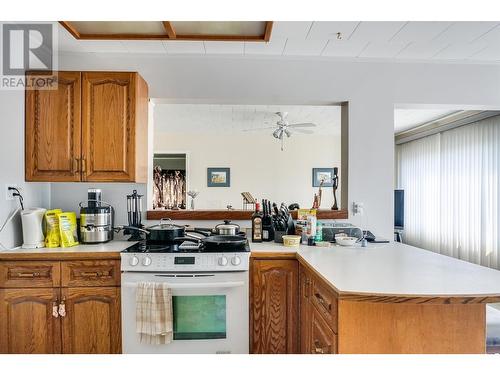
[151,104,342,211]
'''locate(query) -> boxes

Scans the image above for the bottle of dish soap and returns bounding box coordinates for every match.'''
[314,222,323,242]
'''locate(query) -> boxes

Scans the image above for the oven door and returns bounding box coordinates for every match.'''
[121,271,249,354]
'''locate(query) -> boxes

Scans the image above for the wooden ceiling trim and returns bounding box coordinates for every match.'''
[59,21,274,42]
[264,21,273,42]
[162,21,176,39]
[59,21,81,39]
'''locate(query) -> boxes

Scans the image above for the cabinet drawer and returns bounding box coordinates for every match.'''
[311,275,338,332]
[310,306,337,354]
[0,261,60,288]
[61,260,120,287]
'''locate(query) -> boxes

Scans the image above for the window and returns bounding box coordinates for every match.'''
[396,115,500,269]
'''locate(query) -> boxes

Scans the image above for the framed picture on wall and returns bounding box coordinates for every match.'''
[207,168,231,187]
[312,168,334,187]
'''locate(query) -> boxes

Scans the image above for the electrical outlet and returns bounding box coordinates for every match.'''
[352,202,364,216]
[5,184,20,201]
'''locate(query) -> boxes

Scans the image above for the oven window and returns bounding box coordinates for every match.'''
[172,295,226,340]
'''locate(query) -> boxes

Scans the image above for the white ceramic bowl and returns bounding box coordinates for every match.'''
[336,236,358,246]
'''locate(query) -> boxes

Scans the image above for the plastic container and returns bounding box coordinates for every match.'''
[282,235,301,247]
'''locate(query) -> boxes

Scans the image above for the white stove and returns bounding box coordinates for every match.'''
[120,240,250,354]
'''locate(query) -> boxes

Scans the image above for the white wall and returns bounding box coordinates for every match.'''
[1,52,497,240]
[0,90,50,248]
[153,132,341,209]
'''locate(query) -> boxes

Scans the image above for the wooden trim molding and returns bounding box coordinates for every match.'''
[59,21,274,42]
[147,209,348,221]
[162,22,176,38]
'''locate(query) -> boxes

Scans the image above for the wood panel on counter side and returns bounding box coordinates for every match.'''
[148,209,348,221]
[337,300,486,354]
[250,258,299,354]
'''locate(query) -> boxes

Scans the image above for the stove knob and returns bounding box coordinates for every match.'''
[218,256,228,266]
[142,256,152,266]
[231,256,241,266]
[129,256,139,266]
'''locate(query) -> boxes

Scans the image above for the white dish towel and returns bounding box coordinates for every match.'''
[136,282,173,345]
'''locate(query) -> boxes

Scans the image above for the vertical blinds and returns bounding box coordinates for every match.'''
[396,115,500,269]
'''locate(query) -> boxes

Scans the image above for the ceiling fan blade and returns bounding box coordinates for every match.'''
[242,126,276,132]
[284,129,292,138]
[287,123,316,128]
[292,128,314,134]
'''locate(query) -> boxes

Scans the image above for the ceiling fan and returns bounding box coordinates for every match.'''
[243,112,317,151]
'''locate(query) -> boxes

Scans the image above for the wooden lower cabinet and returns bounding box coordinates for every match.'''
[0,259,121,354]
[0,288,61,354]
[299,264,338,354]
[61,287,121,354]
[250,258,299,354]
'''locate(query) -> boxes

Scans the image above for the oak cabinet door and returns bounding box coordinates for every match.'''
[25,71,81,181]
[82,72,136,182]
[61,287,121,354]
[250,259,299,354]
[0,288,61,353]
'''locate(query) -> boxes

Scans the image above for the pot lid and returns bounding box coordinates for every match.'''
[215,220,240,230]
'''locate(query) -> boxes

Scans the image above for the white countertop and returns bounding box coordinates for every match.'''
[250,241,500,297]
[0,240,134,254]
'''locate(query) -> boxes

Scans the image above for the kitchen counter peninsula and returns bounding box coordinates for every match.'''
[250,241,500,354]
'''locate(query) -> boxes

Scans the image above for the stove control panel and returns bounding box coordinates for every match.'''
[121,252,250,272]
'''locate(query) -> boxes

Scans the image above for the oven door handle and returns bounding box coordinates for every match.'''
[122,281,245,289]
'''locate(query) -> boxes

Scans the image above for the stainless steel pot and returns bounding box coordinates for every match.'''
[214,220,240,236]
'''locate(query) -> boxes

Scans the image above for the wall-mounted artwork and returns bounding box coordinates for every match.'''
[207,168,230,187]
[312,168,335,187]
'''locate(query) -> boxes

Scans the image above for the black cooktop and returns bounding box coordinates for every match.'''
[122,240,250,253]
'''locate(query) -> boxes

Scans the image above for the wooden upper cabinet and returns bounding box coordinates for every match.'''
[25,71,148,182]
[61,287,121,354]
[25,71,81,182]
[250,259,299,354]
[82,72,148,182]
[0,288,61,354]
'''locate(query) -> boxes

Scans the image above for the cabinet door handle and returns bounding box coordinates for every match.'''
[52,301,59,318]
[58,298,66,317]
[304,278,310,299]
[314,292,332,312]
[81,157,87,179]
[73,157,80,173]
[81,271,100,277]
[312,340,325,354]
[17,272,41,278]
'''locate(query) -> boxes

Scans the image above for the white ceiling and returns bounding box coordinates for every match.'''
[154,104,341,135]
[57,21,500,63]
[394,109,458,133]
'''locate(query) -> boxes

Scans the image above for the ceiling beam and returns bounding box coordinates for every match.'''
[264,21,273,42]
[59,21,81,39]
[162,21,176,39]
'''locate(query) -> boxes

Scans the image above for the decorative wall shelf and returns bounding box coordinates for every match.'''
[147,209,348,221]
